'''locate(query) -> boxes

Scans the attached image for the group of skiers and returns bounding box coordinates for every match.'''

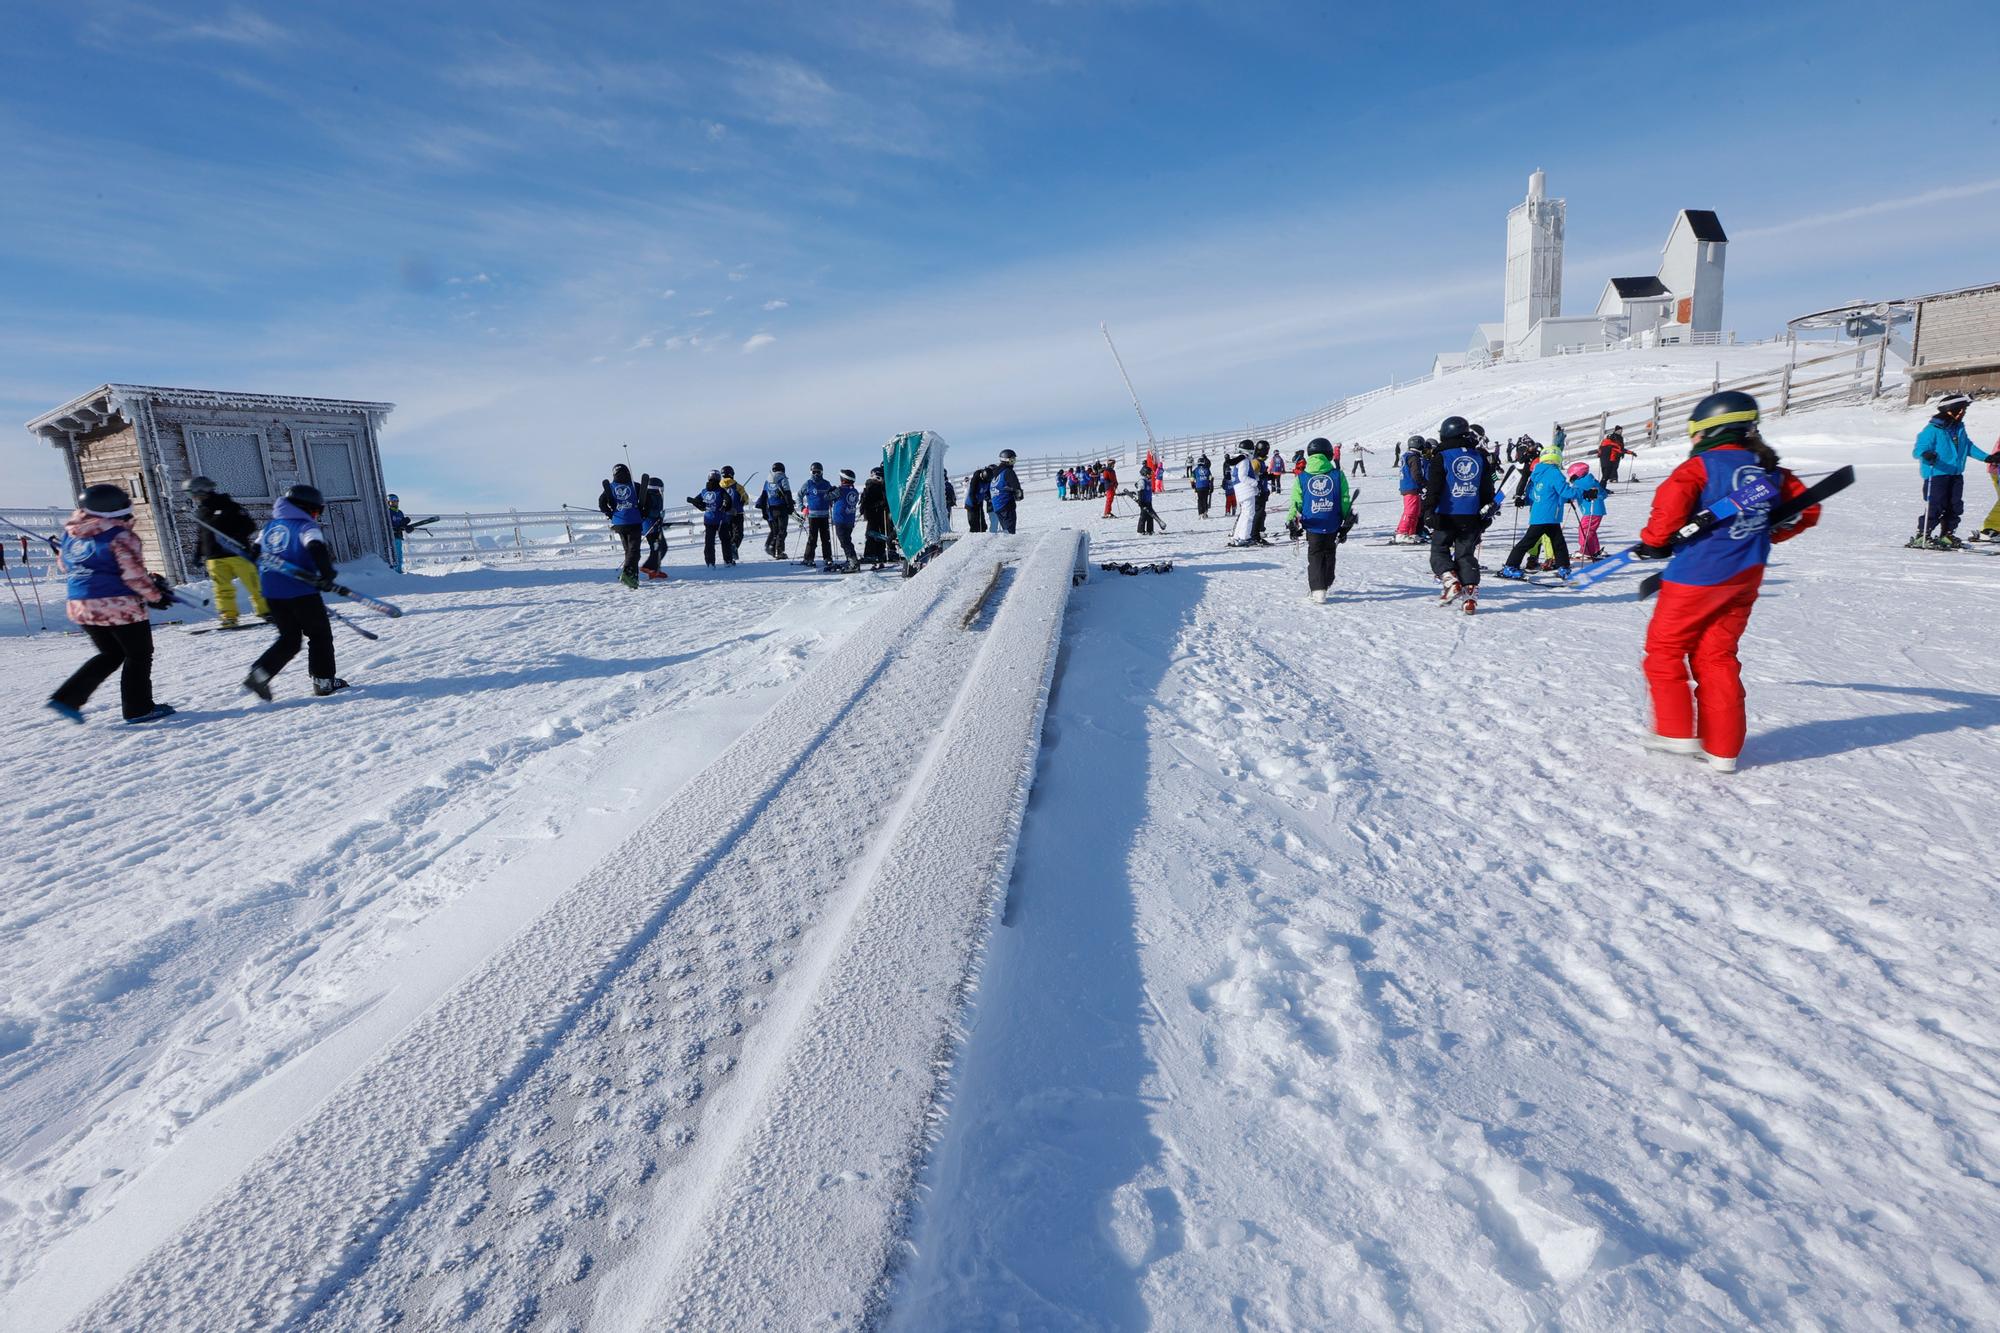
[1053,463,1118,503]
[1909,392,1999,548]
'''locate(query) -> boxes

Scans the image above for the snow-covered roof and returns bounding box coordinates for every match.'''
[29,383,396,445]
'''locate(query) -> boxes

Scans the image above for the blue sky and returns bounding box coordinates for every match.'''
[4,0,1997,508]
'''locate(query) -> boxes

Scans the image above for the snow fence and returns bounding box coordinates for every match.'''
[71,527,1088,1332]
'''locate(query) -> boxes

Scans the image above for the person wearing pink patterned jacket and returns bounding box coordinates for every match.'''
[46,483,177,724]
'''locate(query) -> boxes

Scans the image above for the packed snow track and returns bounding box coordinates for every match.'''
[62,530,1084,1332]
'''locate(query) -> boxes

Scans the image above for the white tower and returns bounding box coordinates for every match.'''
[1504,169,1564,352]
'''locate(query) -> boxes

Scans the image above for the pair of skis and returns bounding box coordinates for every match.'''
[1563,467,1853,599]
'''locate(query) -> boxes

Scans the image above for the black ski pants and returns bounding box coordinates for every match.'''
[612,524,641,578]
[1352,459,1367,475]
[1924,473,1965,534]
[52,620,156,719]
[993,505,1017,535]
[863,525,886,564]
[803,516,832,563]
[765,510,791,557]
[256,594,335,681]
[1429,516,1484,587]
[965,504,986,533]
[834,522,858,564]
[642,526,667,573]
[1251,490,1268,540]
[1506,522,1571,571]
[702,521,739,565]
[1195,488,1211,517]
[1305,531,1340,592]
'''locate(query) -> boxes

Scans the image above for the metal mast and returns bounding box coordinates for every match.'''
[1100,322,1158,447]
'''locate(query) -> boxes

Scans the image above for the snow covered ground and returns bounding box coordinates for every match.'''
[5,346,2000,1330]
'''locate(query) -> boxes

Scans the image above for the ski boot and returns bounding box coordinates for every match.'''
[1306,587,1327,604]
[1642,733,1701,756]
[45,699,84,724]
[1439,573,1462,604]
[243,666,275,701]
[620,572,639,589]
[312,676,350,697]
[1551,566,1572,582]
[1702,750,1738,774]
[1498,565,1526,581]
[1462,592,1477,615]
[126,704,177,724]
[1938,533,1966,551]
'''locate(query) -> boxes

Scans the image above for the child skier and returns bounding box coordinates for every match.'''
[1636,391,1821,772]
[640,474,669,579]
[384,492,413,574]
[1977,453,2000,542]
[832,469,861,572]
[688,470,740,566]
[798,463,835,563]
[760,462,795,559]
[186,475,269,626]
[1567,461,1607,559]
[1290,439,1354,603]
[1422,418,1495,613]
[46,483,178,724]
[1135,462,1159,534]
[1192,455,1214,518]
[598,463,644,589]
[1500,442,1587,580]
[244,483,348,700]
[1910,392,1993,549]
[1394,437,1425,543]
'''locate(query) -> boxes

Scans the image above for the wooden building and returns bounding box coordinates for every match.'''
[27,384,396,583]
[1907,282,2000,405]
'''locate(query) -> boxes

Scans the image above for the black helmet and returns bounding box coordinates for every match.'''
[79,482,133,516]
[1687,390,1760,441]
[1405,434,1426,449]
[1937,392,1974,416]
[183,475,217,495]
[612,463,631,482]
[1307,438,1332,458]
[999,449,1017,462]
[1439,415,1470,442]
[721,465,735,478]
[1469,423,1488,442]
[810,461,823,473]
[284,482,325,511]
[771,460,785,471]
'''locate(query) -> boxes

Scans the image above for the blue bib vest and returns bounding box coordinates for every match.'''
[1298,471,1347,532]
[607,480,641,526]
[63,530,132,600]
[1436,446,1487,516]
[1666,448,1779,587]
[259,513,324,599]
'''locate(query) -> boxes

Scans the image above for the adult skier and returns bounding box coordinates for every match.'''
[244,483,347,700]
[798,462,835,564]
[598,463,644,589]
[1229,447,1261,545]
[1636,390,1821,772]
[1350,442,1370,476]
[859,465,891,567]
[719,466,751,553]
[184,475,268,628]
[687,470,740,566]
[989,449,1022,534]
[760,462,795,559]
[46,483,178,723]
[1100,458,1119,519]
[384,492,413,574]
[1393,436,1426,543]
[964,468,989,533]
[640,473,669,579]
[1192,454,1214,518]
[1500,440,1589,580]
[1910,392,1993,549]
[831,469,862,571]
[1422,417,1496,613]
[1598,427,1626,488]
[1289,438,1355,603]
[1252,442,1275,538]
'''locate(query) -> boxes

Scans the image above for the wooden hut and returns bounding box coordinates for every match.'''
[27,384,395,583]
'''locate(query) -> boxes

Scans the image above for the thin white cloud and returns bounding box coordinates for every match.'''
[762,299,789,311]
[743,333,776,352]
[165,6,294,47]
[659,289,677,299]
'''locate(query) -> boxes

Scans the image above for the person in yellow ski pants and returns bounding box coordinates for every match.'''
[207,555,269,625]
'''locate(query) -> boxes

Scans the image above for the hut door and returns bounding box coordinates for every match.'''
[304,431,368,563]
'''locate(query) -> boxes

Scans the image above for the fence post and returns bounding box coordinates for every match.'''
[511,508,524,553]
[1597,411,1608,442]
[1778,363,1793,415]
[1712,362,1720,393]
[1650,398,1661,447]
[1872,332,1887,399]
[562,508,574,543]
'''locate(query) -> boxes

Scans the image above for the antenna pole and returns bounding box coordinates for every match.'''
[1101,322,1158,447]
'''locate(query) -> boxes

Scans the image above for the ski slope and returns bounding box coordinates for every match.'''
[4,347,1999,1330]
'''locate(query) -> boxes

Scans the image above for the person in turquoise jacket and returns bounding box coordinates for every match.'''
[1566,461,1607,558]
[1500,443,1587,578]
[1911,393,1993,549]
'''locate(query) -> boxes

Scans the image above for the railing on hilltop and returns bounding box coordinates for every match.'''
[1551,334,1900,458]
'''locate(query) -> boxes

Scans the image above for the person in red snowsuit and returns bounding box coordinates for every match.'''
[1101,460,1119,518]
[1636,391,1820,772]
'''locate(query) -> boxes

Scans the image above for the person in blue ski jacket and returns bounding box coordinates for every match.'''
[758,462,795,559]
[639,474,669,579]
[798,462,836,565]
[245,483,347,700]
[1911,393,1993,549]
[963,469,989,533]
[1422,417,1496,610]
[1192,455,1214,518]
[598,463,645,588]
[686,470,740,566]
[1567,461,1607,558]
[46,482,178,724]
[1501,442,1588,579]
[1394,442,1426,542]
[385,493,413,573]
[828,468,861,571]
[988,450,1021,534]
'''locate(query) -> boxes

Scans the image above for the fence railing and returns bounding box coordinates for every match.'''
[1551,334,1900,459]
[400,502,789,566]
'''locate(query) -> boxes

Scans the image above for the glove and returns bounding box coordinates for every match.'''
[1922,450,1940,464]
[1513,497,1528,508]
[1634,543,1673,560]
[1581,489,1600,500]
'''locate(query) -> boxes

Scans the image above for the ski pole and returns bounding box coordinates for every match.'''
[22,541,47,629]
[0,552,28,632]
[329,607,382,641]
[0,514,59,553]
[191,515,404,618]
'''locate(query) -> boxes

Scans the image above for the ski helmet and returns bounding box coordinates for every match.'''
[999,449,1017,462]
[1469,423,1488,443]
[79,482,133,516]
[1307,437,1332,457]
[1439,415,1470,442]
[721,465,735,477]
[870,465,883,477]
[283,482,325,511]
[810,461,824,473]
[183,475,217,495]
[1405,434,1425,449]
[839,468,856,482]
[1937,392,1974,416]
[386,492,400,505]
[771,461,785,472]
[612,463,631,482]
[1687,390,1760,441]
[707,469,721,483]
[1566,461,1590,480]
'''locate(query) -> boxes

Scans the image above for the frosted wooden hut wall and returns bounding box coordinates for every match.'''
[27,384,396,583]
[1907,282,2000,405]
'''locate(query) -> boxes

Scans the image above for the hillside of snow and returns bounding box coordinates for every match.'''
[4,345,1999,1330]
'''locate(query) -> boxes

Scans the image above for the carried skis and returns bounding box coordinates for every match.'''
[191,515,404,618]
[1566,473,1785,592]
[1633,465,1855,601]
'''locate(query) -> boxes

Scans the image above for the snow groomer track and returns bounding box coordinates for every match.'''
[77,530,1088,1332]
